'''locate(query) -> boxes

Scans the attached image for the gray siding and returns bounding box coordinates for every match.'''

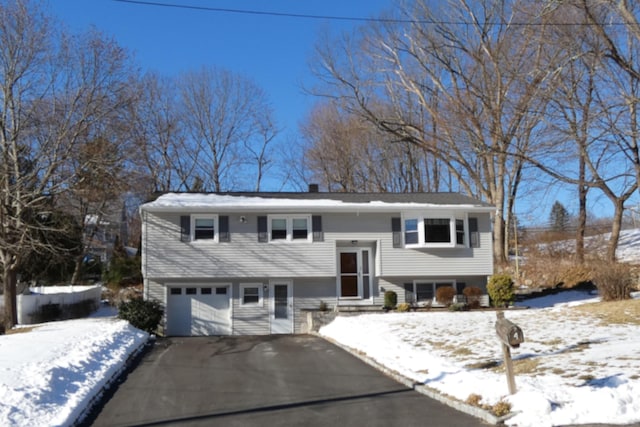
[143,211,493,281]
[141,207,494,335]
[292,278,337,333]
[232,282,270,335]
[324,212,493,277]
[145,279,167,335]
[143,212,336,279]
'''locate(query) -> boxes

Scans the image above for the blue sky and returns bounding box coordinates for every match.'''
[47,0,394,140]
[44,0,631,222]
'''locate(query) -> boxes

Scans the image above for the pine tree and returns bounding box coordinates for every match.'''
[549,201,569,232]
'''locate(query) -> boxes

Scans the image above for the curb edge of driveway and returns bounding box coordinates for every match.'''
[73,334,155,427]
[315,333,515,426]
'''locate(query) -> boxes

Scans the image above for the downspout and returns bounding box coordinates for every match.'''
[140,208,148,300]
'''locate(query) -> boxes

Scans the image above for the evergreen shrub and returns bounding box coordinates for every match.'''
[487,274,515,308]
[384,290,397,310]
[118,298,163,334]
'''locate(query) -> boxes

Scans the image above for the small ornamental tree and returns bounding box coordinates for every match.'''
[487,274,515,308]
[435,286,456,306]
[462,286,483,309]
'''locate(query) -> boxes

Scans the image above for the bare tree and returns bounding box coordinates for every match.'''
[179,66,278,192]
[312,0,564,263]
[300,100,448,192]
[0,1,136,329]
[529,0,640,261]
[132,73,193,192]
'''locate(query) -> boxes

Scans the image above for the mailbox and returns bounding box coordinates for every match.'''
[495,311,524,348]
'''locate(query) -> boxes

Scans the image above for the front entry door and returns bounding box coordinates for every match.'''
[270,281,293,334]
[338,248,372,299]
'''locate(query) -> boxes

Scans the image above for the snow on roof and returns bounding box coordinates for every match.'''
[140,192,495,213]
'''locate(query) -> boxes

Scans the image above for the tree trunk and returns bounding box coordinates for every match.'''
[576,170,587,264]
[494,210,507,265]
[70,255,84,286]
[3,268,18,331]
[607,200,624,262]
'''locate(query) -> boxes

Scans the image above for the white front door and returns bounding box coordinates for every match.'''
[270,281,293,334]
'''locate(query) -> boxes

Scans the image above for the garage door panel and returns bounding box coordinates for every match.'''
[167,290,192,336]
[167,285,231,336]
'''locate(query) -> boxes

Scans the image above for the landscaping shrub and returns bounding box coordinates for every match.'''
[487,274,514,308]
[462,286,483,309]
[384,290,397,310]
[449,302,468,312]
[492,400,512,417]
[396,302,411,312]
[465,393,483,407]
[118,297,163,334]
[592,262,635,301]
[435,286,455,306]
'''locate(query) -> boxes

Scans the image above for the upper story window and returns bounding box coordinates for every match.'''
[191,215,218,242]
[194,217,215,240]
[180,215,230,243]
[269,215,311,242]
[271,218,287,240]
[403,214,470,248]
[404,219,419,244]
[424,218,451,243]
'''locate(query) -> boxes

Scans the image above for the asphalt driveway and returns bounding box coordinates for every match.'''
[88,335,486,427]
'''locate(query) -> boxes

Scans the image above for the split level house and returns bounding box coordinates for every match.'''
[139,189,495,336]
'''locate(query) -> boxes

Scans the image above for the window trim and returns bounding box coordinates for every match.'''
[191,214,219,242]
[267,215,312,242]
[240,283,264,307]
[401,213,469,248]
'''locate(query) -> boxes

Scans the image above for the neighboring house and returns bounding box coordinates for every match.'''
[140,190,495,336]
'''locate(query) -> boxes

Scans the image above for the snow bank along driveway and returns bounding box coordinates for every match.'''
[0,318,148,427]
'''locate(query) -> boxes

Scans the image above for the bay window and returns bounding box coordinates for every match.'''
[402,214,470,248]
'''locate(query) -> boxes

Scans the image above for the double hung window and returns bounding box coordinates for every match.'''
[404,219,419,244]
[241,283,263,306]
[269,215,311,242]
[192,215,218,242]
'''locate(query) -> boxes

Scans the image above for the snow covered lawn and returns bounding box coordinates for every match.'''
[320,292,640,427]
[0,310,148,427]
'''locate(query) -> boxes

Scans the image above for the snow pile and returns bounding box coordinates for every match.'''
[0,316,148,427]
[320,295,640,427]
[142,192,488,212]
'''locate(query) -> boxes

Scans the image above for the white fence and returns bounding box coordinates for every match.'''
[17,285,102,325]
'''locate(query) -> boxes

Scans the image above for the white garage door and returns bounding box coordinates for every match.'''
[167,285,231,336]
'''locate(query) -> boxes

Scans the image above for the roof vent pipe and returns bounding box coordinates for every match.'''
[308,183,319,193]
